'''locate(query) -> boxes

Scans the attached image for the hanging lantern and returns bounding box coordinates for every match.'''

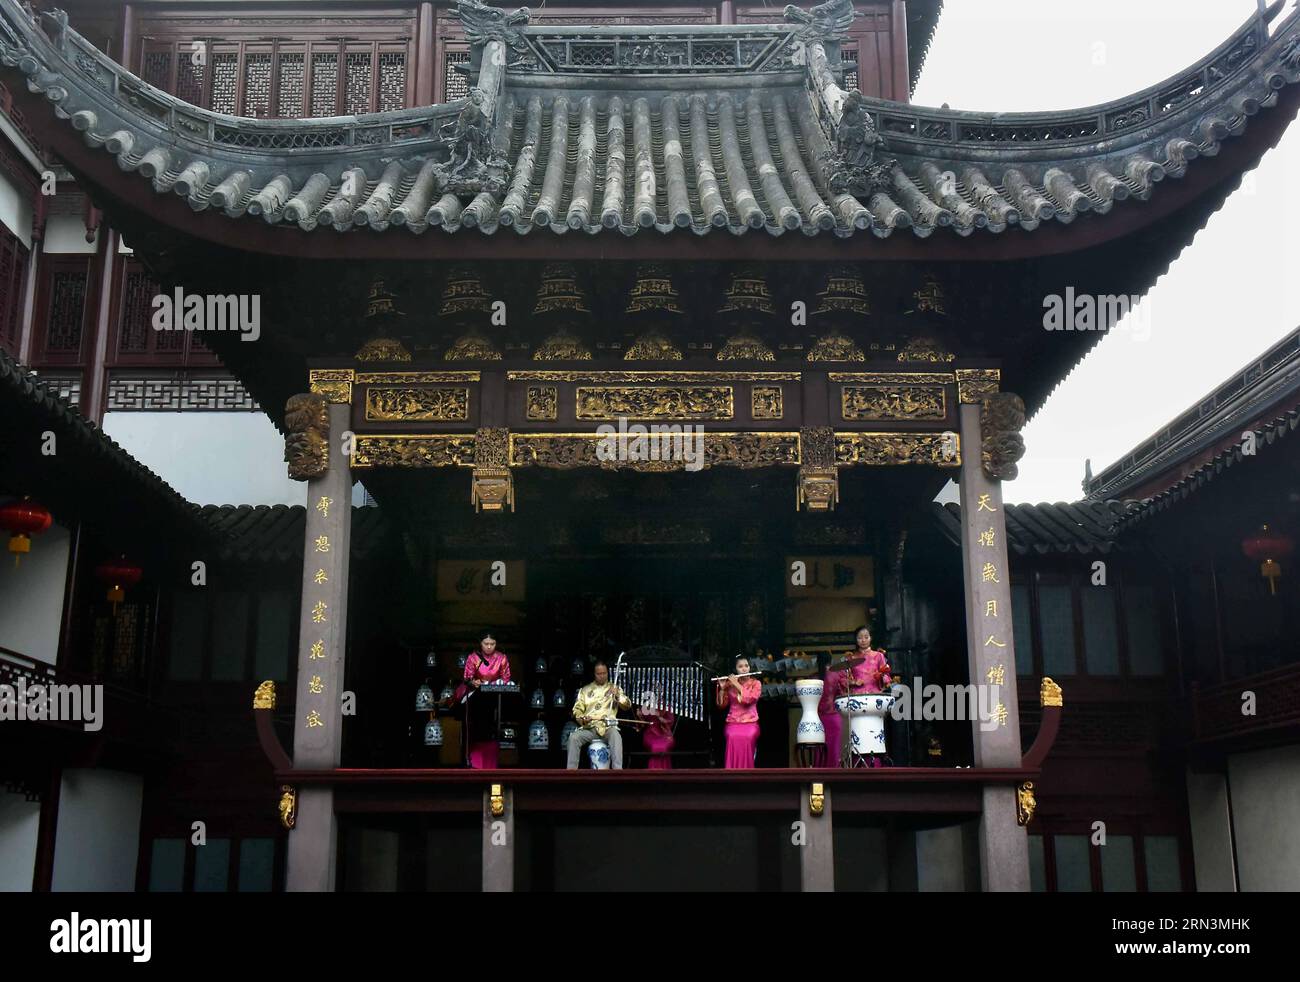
[530,687,546,709]
[93,557,143,611]
[552,687,567,709]
[438,684,454,705]
[415,683,435,711]
[1242,525,1295,595]
[0,498,52,567]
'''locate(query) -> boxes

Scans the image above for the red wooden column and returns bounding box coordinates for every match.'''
[416,3,435,107]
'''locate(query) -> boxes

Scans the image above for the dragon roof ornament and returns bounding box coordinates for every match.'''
[784,0,858,40]
[458,0,532,52]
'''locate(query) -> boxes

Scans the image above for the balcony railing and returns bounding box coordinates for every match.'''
[1190,662,1300,743]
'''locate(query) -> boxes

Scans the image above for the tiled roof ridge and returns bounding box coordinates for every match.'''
[1114,406,1300,529]
[0,0,1296,241]
[1085,327,1300,499]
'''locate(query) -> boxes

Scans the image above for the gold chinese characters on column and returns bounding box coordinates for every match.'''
[304,495,335,732]
[976,494,1008,727]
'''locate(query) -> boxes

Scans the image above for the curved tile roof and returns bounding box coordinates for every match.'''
[934,499,1139,555]
[1,0,1298,243]
[198,504,391,563]
[0,345,203,533]
[1115,407,1300,529]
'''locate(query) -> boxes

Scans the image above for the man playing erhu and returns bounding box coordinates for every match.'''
[566,660,632,769]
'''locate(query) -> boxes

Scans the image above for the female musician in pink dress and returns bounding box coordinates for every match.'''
[718,656,762,769]
[462,631,511,769]
[638,703,676,770]
[819,626,891,767]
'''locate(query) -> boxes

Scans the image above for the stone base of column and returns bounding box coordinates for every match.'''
[799,784,834,891]
[285,787,338,892]
[978,785,1030,891]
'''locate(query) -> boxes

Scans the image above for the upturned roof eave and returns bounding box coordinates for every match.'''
[1,0,1296,251]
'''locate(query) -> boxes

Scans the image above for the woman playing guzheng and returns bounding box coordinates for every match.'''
[717,655,762,769]
[461,630,511,769]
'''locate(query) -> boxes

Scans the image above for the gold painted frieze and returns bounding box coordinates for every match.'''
[574,386,734,420]
[365,387,470,422]
[841,385,946,421]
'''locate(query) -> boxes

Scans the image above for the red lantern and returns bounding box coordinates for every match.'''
[94,557,143,611]
[0,497,53,567]
[1242,525,1295,596]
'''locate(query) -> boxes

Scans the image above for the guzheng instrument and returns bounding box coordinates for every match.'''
[611,646,707,722]
[458,680,521,704]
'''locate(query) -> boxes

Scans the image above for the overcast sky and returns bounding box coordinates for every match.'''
[913,0,1300,504]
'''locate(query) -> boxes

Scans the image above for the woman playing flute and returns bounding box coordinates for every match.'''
[717,655,762,769]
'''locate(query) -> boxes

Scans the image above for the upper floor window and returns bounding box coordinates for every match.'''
[1012,568,1168,678]
[0,223,29,357]
[139,33,412,118]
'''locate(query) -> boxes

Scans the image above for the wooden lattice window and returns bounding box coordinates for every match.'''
[443,48,471,103]
[0,225,29,357]
[115,262,160,356]
[34,258,91,365]
[140,38,411,117]
[841,43,860,92]
[109,260,220,366]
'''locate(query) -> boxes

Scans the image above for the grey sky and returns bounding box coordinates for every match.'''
[914,0,1300,504]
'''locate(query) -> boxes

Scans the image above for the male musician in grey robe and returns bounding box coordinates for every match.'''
[566,661,632,769]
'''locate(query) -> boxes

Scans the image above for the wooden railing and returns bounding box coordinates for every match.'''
[1191,662,1300,743]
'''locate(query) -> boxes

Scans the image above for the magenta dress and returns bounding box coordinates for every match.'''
[817,668,844,768]
[463,650,511,769]
[639,709,676,770]
[721,679,762,769]
[819,651,891,767]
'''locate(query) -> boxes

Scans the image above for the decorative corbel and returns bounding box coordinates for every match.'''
[284,393,330,481]
[472,427,514,512]
[490,783,506,818]
[980,391,1027,482]
[798,426,838,512]
[252,680,292,773]
[1022,677,1063,770]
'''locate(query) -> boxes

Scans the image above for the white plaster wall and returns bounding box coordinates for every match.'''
[101,412,307,506]
[1228,745,1300,891]
[1186,768,1237,891]
[51,769,143,892]
[41,214,97,254]
[0,794,40,892]
[0,519,69,664]
[0,168,33,249]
